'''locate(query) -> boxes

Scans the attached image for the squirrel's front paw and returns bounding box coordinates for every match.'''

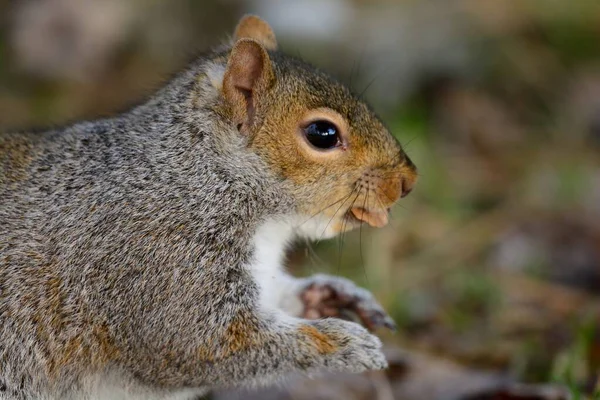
[299,318,387,373]
[299,274,396,331]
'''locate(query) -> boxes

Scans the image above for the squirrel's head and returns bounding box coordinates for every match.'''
[211,15,417,239]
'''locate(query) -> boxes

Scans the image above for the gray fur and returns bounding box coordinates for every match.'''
[0,45,389,399]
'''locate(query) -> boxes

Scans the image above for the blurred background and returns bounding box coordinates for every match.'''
[1,1,600,399]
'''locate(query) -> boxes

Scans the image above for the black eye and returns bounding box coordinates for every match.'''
[303,121,340,150]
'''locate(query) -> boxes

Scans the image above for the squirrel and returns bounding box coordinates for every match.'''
[0,15,417,400]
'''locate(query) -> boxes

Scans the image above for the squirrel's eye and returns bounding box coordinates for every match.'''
[303,121,341,150]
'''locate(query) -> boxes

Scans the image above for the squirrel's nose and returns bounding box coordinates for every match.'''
[400,176,415,198]
[399,157,417,198]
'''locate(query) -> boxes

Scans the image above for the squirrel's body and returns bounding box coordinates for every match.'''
[1,16,417,399]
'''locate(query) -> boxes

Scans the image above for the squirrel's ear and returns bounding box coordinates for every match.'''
[222,39,274,135]
[233,15,277,51]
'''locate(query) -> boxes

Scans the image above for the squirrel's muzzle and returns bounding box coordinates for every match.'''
[349,154,417,228]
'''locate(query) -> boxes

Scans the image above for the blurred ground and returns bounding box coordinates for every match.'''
[1,0,600,399]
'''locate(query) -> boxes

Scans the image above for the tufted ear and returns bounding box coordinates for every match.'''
[233,15,278,51]
[222,38,274,135]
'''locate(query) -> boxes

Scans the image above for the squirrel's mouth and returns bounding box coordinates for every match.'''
[346,207,390,228]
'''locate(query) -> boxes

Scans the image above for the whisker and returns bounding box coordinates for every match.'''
[402,135,418,149]
[360,190,367,266]
[373,187,397,205]
[359,190,370,286]
[376,169,414,178]
[376,187,412,213]
[304,238,324,272]
[351,44,366,93]
[349,58,357,91]
[375,193,410,231]
[358,65,389,99]
[337,189,362,272]
[317,189,356,244]
[294,194,353,232]
[337,220,345,274]
[374,194,394,219]
[371,189,403,221]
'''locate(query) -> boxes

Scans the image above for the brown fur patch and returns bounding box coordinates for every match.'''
[197,339,216,363]
[223,311,260,355]
[298,324,338,355]
[22,259,120,379]
[195,311,264,362]
[0,136,35,184]
[90,323,121,367]
[51,323,120,379]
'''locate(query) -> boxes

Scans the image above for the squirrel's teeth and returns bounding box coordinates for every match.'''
[350,207,389,228]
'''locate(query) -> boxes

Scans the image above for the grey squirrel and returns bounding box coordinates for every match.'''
[0,15,417,400]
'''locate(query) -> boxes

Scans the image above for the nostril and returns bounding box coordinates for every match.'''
[400,178,414,198]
